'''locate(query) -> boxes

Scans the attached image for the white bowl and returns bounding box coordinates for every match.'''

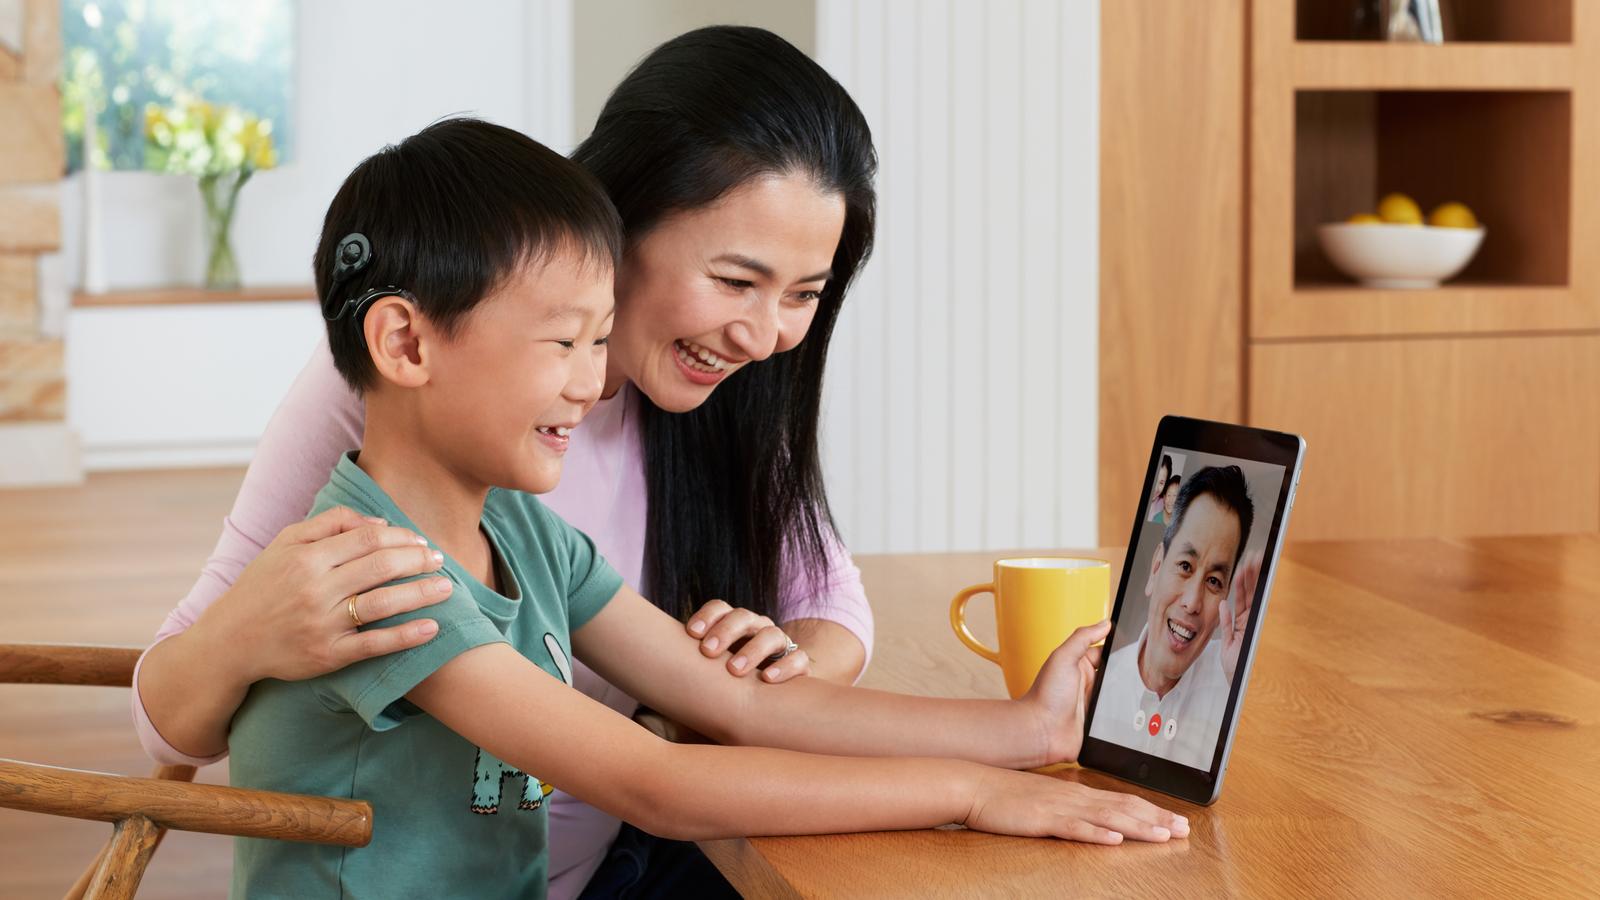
[1316,222,1486,289]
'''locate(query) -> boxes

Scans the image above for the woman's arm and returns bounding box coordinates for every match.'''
[780,618,865,683]
[409,641,1183,844]
[778,523,873,682]
[682,525,871,685]
[138,508,447,757]
[577,588,1099,771]
[681,602,865,685]
[133,341,445,762]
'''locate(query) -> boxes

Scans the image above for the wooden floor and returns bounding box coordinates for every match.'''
[1,467,248,899]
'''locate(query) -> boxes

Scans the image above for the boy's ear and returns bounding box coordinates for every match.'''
[362,296,432,388]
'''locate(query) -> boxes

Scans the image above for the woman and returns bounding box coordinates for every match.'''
[135,27,873,897]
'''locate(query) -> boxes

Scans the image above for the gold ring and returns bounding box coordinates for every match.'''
[347,594,364,628]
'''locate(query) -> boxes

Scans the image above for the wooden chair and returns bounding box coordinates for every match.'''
[0,643,372,900]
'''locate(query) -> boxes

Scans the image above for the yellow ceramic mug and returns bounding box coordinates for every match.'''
[949,557,1111,698]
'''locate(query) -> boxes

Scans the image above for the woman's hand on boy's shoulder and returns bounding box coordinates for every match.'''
[198,505,452,683]
[685,598,812,683]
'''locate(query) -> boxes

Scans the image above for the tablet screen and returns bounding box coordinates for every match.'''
[1086,447,1285,772]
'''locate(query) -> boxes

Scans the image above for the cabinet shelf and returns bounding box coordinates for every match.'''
[1295,0,1572,44]
[72,286,315,308]
[1287,90,1571,317]
[1253,283,1596,341]
[1293,42,1573,90]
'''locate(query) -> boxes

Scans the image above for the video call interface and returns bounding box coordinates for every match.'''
[1087,448,1284,771]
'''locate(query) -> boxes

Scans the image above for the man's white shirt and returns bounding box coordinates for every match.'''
[1089,625,1232,771]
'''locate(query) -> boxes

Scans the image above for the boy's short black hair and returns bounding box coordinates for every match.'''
[315,117,624,392]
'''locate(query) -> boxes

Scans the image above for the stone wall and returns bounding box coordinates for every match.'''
[0,0,77,485]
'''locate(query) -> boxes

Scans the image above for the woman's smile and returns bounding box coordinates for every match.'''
[605,174,845,411]
[672,338,738,385]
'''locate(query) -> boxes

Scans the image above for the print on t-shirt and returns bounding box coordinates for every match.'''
[468,632,573,815]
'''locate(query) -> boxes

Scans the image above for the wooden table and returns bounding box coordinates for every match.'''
[700,537,1600,898]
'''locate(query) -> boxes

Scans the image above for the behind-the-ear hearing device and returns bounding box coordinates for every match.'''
[322,232,411,343]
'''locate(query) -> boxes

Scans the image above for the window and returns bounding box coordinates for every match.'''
[60,0,294,172]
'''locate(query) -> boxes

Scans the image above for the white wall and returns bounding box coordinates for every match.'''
[815,0,1100,553]
[573,0,813,141]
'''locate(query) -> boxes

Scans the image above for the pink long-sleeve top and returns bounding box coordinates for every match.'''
[131,338,875,899]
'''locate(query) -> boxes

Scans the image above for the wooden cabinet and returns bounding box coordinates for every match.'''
[1250,335,1600,539]
[1100,0,1600,542]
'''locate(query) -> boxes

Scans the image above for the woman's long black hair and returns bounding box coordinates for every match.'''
[571,26,877,622]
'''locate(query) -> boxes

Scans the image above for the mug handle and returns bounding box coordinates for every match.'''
[949,583,1002,664]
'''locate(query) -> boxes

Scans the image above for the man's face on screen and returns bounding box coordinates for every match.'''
[1141,494,1242,691]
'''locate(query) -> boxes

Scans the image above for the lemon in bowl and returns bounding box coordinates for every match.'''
[1429,202,1478,229]
[1377,192,1424,225]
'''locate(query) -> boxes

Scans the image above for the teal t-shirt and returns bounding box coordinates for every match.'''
[228,452,623,899]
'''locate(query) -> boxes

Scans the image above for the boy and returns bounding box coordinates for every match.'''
[229,119,1184,899]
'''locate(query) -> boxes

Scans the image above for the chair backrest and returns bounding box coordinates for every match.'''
[0,643,372,900]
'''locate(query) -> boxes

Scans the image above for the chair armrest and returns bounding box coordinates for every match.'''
[0,644,142,687]
[0,759,371,847]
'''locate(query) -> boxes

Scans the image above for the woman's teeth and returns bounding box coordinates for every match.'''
[675,339,731,373]
[1167,619,1196,643]
[536,426,571,437]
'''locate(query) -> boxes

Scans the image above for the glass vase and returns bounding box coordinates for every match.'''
[199,171,250,290]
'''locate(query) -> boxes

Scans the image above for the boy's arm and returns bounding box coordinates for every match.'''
[574,587,1096,770]
[407,641,1182,844]
[406,642,979,839]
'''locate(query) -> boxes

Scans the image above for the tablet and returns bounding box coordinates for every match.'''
[1080,416,1305,805]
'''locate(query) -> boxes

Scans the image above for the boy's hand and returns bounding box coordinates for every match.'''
[685,599,812,683]
[1020,620,1111,766]
[962,766,1187,844]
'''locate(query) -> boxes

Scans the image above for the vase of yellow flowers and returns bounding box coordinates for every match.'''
[144,99,278,290]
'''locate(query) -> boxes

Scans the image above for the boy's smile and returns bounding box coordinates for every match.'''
[533,423,576,453]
